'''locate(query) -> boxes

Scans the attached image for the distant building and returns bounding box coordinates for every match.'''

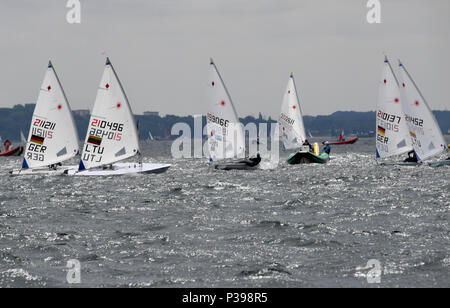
[73,109,90,117]
[144,111,159,117]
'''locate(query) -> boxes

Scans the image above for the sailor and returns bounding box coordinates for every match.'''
[322,141,331,154]
[3,139,12,151]
[404,150,418,163]
[49,162,62,170]
[302,139,313,152]
[247,153,261,167]
[238,153,261,167]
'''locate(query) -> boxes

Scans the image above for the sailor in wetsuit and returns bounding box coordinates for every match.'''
[322,141,331,155]
[302,140,313,152]
[236,153,261,167]
[404,150,418,163]
[245,153,261,167]
[49,162,62,170]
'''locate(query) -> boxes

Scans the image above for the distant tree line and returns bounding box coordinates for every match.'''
[1,104,449,142]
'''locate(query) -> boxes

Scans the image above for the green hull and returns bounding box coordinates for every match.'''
[287,151,329,165]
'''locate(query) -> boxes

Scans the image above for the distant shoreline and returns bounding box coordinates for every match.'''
[1,104,449,141]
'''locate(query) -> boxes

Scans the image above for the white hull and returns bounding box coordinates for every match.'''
[65,162,170,176]
[10,165,78,176]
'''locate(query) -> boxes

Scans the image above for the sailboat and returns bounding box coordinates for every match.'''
[10,61,79,175]
[148,131,154,141]
[66,58,170,176]
[376,56,415,166]
[206,58,260,170]
[281,73,328,164]
[397,60,448,166]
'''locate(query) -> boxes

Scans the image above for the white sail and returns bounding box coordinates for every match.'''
[397,60,447,161]
[206,58,245,161]
[278,73,306,150]
[376,57,413,158]
[79,58,139,170]
[22,61,79,169]
[148,131,154,141]
[20,131,27,144]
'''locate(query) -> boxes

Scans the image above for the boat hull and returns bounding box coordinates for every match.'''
[287,151,329,164]
[428,160,450,167]
[379,161,421,167]
[214,161,260,171]
[0,146,24,157]
[65,162,171,176]
[328,137,358,145]
[10,165,78,176]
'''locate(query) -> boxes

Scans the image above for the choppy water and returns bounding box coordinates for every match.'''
[0,138,449,288]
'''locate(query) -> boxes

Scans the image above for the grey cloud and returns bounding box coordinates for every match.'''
[0,0,449,118]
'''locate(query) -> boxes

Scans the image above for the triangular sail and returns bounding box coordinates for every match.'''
[79,58,139,170]
[376,57,413,158]
[206,58,245,161]
[22,61,79,169]
[278,73,306,150]
[397,61,447,161]
[20,131,27,144]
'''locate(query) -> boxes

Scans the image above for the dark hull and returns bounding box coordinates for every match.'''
[428,160,450,167]
[214,161,260,171]
[380,161,421,166]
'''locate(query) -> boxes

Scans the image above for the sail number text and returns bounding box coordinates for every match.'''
[405,116,424,127]
[207,113,229,128]
[91,119,124,131]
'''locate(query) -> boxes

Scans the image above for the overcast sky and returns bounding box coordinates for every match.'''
[0,0,449,117]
